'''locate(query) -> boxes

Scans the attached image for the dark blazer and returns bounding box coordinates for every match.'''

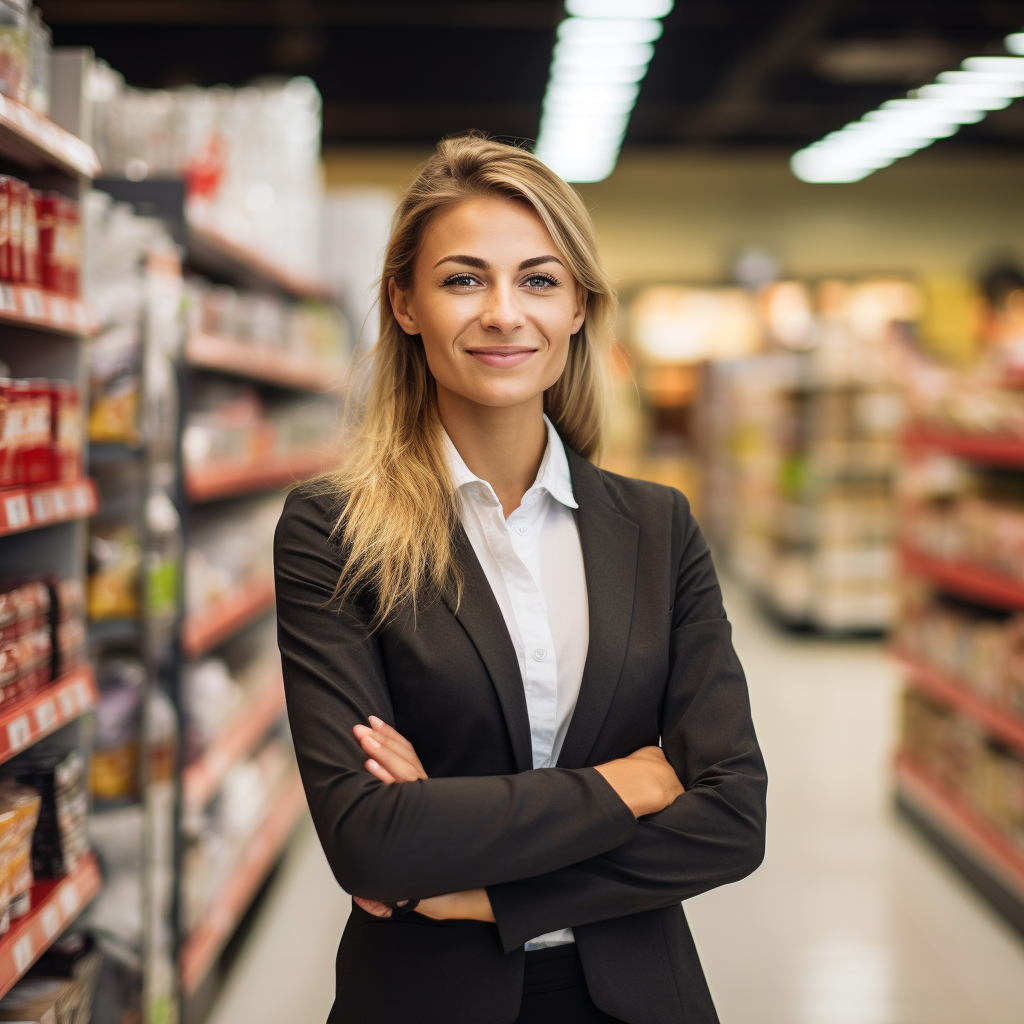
[273,445,767,1024]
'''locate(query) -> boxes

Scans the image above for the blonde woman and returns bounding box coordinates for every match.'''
[274,134,766,1024]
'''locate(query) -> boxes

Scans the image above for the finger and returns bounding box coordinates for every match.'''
[368,716,417,754]
[353,897,392,918]
[358,733,424,781]
[365,758,397,784]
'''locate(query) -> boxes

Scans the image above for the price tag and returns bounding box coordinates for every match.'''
[3,493,30,530]
[12,935,33,974]
[20,288,45,319]
[58,881,79,917]
[49,296,68,326]
[51,487,68,518]
[0,285,16,312]
[72,483,89,514]
[34,700,56,733]
[73,300,88,332]
[58,685,77,717]
[74,678,91,709]
[41,904,60,939]
[30,491,50,521]
[6,716,30,751]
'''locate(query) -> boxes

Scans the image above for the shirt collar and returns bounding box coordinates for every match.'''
[444,414,578,511]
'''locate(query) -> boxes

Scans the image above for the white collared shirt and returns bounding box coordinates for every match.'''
[444,415,588,950]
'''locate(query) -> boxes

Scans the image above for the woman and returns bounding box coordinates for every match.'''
[274,134,767,1024]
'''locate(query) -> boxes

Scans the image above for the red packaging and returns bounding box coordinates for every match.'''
[2,379,30,485]
[0,379,11,484]
[0,178,9,283]
[7,178,25,284]
[38,191,59,294]
[63,197,80,298]
[22,188,40,288]
[21,379,52,484]
[50,381,82,481]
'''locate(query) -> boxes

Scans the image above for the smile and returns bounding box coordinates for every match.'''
[464,347,537,368]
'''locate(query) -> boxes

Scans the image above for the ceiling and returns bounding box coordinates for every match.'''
[40,0,1024,149]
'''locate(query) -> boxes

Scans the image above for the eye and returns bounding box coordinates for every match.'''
[522,272,558,289]
[441,273,479,288]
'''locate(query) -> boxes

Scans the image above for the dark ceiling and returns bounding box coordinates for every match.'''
[39,0,1024,149]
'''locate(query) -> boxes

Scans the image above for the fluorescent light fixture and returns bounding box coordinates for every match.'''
[535,3,673,182]
[791,45,1024,183]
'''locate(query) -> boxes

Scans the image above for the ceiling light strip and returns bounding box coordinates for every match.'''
[534,0,674,183]
[791,41,1024,184]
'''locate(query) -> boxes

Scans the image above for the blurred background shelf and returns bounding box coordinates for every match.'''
[179,771,307,997]
[182,676,287,811]
[0,854,102,1001]
[0,289,97,336]
[904,425,1024,468]
[0,93,99,177]
[186,332,345,394]
[0,667,98,764]
[900,545,1024,611]
[0,479,97,536]
[182,577,276,659]
[184,453,328,502]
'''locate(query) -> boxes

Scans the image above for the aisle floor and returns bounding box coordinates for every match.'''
[208,580,1024,1024]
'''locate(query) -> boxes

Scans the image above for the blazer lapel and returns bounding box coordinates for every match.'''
[442,527,534,773]
[557,449,639,769]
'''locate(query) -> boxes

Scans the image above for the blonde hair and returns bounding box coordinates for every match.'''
[325,133,616,625]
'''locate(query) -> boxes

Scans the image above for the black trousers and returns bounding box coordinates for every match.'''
[514,945,624,1024]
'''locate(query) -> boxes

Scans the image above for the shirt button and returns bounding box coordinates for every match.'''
[514,523,530,536]
[533,647,548,661]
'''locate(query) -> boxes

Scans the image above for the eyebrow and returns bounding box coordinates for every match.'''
[433,254,564,271]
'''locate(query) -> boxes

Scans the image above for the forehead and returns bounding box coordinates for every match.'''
[418,196,558,264]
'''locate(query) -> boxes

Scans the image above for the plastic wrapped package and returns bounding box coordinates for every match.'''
[0,0,28,105]
[86,325,140,446]
[90,658,144,806]
[87,524,141,622]
[0,779,39,929]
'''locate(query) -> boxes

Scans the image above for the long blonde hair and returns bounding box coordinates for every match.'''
[325,133,616,624]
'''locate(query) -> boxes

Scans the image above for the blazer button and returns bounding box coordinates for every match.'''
[533,647,548,661]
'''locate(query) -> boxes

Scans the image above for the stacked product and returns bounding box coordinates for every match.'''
[0,2,52,114]
[0,180,80,297]
[88,70,324,280]
[702,278,916,631]
[0,378,82,486]
[0,932,101,1024]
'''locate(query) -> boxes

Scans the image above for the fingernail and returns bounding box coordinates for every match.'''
[367,759,379,770]
[369,716,383,727]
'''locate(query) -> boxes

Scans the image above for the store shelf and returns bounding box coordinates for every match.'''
[182,576,276,658]
[0,479,98,537]
[0,667,98,765]
[0,288,97,337]
[182,676,287,810]
[186,331,345,393]
[900,545,1024,611]
[184,452,326,503]
[895,650,1024,756]
[187,223,334,303]
[904,424,1024,469]
[0,93,100,178]
[179,770,306,995]
[0,853,102,1001]
[895,756,1024,906]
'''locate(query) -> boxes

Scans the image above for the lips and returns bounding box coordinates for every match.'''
[465,346,537,368]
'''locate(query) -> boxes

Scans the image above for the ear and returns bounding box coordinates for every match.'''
[571,287,587,336]
[389,277,418,335]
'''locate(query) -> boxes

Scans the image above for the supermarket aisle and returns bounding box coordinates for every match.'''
[688,579,1024,1024]
[208,578,1024,1024]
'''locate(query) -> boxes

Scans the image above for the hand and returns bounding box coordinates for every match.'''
[352,716,427,784]
[593,745,684,819]
[353,889,494,922]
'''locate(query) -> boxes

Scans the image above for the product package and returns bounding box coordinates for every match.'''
[90,658,144,806]
[0,778,40,929]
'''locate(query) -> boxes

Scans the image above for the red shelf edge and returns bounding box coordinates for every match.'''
[904,424,1024,468]
[0,854,102,1001]
[895,650,1024,756]
[0,93,101,178]
[184,452,327,502]
[895,756,1024,902]
[0,289,97,337]
[186,332,345,393]
[900,545,1024,611]
[0,480,98,537]
[0,668,98,766]
[180,771,306,995]
[182,576,276,658]
[182,676,287,810]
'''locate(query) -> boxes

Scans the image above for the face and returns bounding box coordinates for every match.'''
[389,195,587,415]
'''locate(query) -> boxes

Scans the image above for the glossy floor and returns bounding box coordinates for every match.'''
[207,580,1024,1024]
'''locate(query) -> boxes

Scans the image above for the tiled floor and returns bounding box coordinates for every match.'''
[208,580,1024,1023]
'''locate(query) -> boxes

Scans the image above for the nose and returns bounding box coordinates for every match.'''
[479,280,526,334]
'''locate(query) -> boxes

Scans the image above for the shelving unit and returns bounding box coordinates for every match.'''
[179,771,306,997]
[184,452,327,503]
[895,418,1024,939]
[0,63,106,1018]
[181,576,276,659]
[0,854,103,1001]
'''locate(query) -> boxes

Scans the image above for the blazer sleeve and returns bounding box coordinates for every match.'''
[274,488,637,903]
[486,492,767,952]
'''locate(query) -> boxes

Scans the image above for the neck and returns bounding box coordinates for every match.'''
[437,387,547,518]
